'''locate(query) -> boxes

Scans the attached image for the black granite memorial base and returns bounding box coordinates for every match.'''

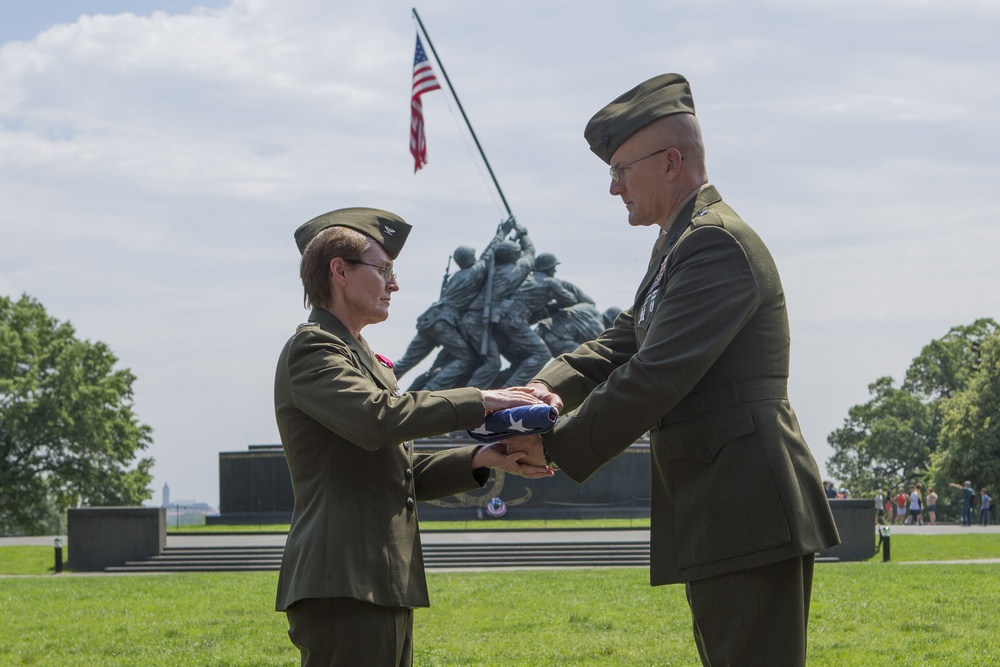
[214,438,651,525]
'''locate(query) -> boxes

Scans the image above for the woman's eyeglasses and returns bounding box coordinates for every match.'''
[346,260,397,283]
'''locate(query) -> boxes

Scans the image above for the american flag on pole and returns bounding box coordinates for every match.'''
[410,34,441,172]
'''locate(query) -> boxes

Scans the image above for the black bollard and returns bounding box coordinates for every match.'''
[54,537,64,573]
[879,526,891,562]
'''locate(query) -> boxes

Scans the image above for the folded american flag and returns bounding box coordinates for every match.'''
[467,405,559,442]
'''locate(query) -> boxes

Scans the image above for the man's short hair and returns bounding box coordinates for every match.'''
[655,113,706,170]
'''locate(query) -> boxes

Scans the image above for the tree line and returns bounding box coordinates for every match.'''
[826,317,999,520]
[2,290,995,534]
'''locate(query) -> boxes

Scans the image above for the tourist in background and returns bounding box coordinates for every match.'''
[875,489,886,525]
[925,487,938,526]
[906,484,922,525]
[980,488,993,526]
[895,487,908,525]
[949,481,976,526]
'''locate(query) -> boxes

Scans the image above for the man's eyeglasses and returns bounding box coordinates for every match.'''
[609,148,669,182]
[346,260,397,283]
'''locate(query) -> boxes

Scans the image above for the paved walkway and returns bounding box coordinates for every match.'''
[4,524,1000,575]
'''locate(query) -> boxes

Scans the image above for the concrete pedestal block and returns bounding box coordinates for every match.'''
[819,499,877,561]
[67,507,166,571]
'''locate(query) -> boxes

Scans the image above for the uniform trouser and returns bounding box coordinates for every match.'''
[286,597,413,667]
[685,554,815,667]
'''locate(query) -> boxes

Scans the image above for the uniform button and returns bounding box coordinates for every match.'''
[702,449,711,461]
[404,441,411,452]
[406,497,415,510]
[405,468,413,480]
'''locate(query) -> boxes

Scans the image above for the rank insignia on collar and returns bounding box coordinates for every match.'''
[374,353,394,369]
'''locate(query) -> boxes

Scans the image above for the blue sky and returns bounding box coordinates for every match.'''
[2,0,998,506]
[1,1,227,44]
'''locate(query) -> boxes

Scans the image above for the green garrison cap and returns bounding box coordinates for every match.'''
[294,207,412,258]
[584,73,695,164]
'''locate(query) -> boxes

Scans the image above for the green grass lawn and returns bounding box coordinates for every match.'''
[1,563,1000,665]
[6,532,1000,576]
[885,533,1000,561]
[3,533,1000,664]
[0,546,66,576]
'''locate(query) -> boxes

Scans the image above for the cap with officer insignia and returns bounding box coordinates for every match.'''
[294,207,412,258]
[584,73,695,165]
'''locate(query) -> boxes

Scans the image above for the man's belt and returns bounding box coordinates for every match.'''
[658,378,788,428]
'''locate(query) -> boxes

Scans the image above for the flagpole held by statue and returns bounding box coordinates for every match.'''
[396,8,622,393]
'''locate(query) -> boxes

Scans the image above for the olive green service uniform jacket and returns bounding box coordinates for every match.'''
[274,308,488,611]
[536,185,840,585]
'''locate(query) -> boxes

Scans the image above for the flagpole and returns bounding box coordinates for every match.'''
[412,7,513,220]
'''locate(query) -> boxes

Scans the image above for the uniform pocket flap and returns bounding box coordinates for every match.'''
[659,406,756,462]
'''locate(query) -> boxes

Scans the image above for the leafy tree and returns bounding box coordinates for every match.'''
[903,318,998,459]
[826,318,997,510]
[826,376,934,495]
[934,330,1000,494]
[904,318,997,401]
[0,294,153,535]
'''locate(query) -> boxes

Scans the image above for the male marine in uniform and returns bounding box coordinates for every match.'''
[507,73,840,665]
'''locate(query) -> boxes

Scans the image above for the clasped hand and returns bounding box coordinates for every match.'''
[473,442,552,478]
[475,382,564,476]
